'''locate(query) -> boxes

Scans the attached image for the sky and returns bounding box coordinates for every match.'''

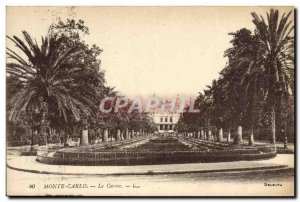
[6,6,294,98]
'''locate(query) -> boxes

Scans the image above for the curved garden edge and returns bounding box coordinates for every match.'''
[6,163,289,176]
[36,151,278,166]
[6,155,292,176]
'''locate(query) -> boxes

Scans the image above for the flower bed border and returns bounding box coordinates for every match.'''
[37,146,277,166]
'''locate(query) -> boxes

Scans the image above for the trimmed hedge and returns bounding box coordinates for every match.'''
[37,147,276,166]
[20,151,37,156]
[277,148,294,154]
[36,137,277,166]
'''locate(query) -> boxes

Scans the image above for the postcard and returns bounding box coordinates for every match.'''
[6,6,295,197]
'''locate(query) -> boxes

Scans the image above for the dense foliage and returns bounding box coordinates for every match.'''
[177,9,294,145]
[7,19,156,146]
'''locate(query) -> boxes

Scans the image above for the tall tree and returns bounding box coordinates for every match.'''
[224,28,265,145]
[250,9,294,143]
[7,27,103,144]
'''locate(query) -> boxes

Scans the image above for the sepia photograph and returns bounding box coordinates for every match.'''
[5,6,295,197]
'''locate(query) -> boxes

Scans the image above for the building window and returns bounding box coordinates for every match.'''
[160,117,163,122]
[165,117,168,122]
[170,117,173,122]
[164,125,168,130]
[169,125,173,130]
[160,124,163,130]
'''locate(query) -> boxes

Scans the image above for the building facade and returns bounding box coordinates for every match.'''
[149,110,180,133]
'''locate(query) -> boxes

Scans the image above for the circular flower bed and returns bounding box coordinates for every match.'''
[36,137,277,166]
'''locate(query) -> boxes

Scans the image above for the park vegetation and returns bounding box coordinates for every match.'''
[7,19,157,147]
[7,9,294,149]
[177,9,294,147]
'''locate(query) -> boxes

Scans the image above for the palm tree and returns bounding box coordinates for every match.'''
[7,31,101,144]
[201,87,214,141]
[251,9,294,143]
[224,28,265,145]
[223,9,294,145]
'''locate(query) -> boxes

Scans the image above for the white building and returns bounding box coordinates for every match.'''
[147,95,192,133]
[149,110,180,133]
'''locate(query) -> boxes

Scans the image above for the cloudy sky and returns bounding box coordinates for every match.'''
[7,6,294,98]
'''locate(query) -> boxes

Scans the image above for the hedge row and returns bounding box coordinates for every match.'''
[37,150,276,166]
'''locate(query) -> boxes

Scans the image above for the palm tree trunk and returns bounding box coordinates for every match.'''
[48,127,52,144]
[111,130,115,142]
[125,128,129,139]
[235,126,243,145]
[284,120,288,149]
[249,129,254,146]
[40,101,48,145]
[116,129,121,141]
[270,109,276,144]
[249,117,255,146]
[64,132,69,147]
[30,128,34,151]
[120,130,124,140]
[103,129,108,142]
[80,118,89,146]
[81,128,89,146]
[227,131,231,143]
[208,130,212,141]
[218,128,223,142]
